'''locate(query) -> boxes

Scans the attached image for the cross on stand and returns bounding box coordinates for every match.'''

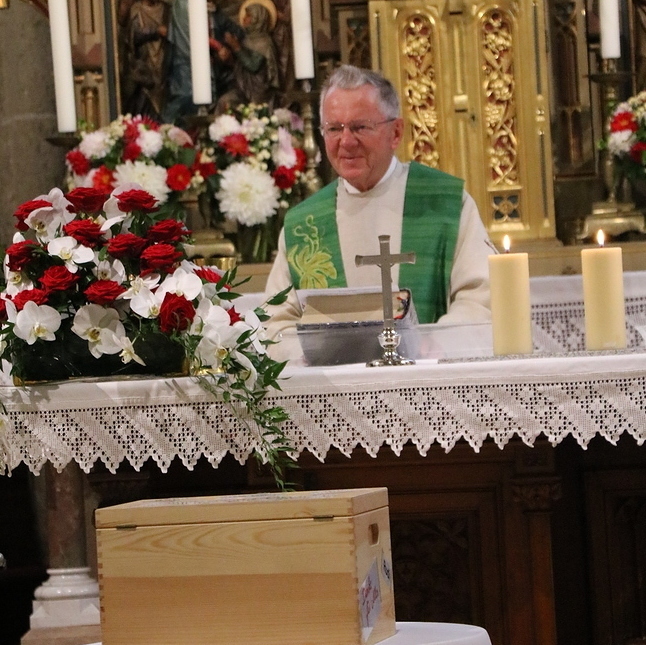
[355,235,416,367]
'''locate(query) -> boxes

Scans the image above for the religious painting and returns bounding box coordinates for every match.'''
[108,0,297,124]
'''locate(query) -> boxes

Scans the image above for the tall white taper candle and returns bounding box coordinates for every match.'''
[188,0,212,106]
[48,0,77,133]
[600,0,621,59]
[290,0,315,79]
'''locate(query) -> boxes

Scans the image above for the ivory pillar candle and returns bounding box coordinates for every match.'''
[488,236,533,356]
[581,231,626,350]
[188,0,212,106]
[48,0,77,133]
[290,0,315,79]
[600,0,621,58]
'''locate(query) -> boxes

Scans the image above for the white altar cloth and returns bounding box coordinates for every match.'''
[1,348,646,475]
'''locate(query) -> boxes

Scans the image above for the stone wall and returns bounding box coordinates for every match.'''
[0,2,67,250]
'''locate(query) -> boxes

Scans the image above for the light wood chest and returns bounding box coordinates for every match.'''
[95,487,396,645]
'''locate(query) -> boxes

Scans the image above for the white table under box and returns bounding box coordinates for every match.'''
[95,488,396,645]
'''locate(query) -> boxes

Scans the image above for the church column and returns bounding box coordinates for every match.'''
[511,477,562,645]
[28,462,100,630]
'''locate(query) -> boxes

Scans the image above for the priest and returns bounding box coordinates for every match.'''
[263,64,494,359]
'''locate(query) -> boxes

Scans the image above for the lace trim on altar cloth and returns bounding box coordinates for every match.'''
[4,373,646,475]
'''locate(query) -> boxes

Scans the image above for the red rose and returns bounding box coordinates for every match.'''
[92,165,115,192]
[166,164,192,191]
[65,187,108,214]
[107,233,148,258]
[158,292,196,333]
[610,111,638,133]
[66,149,91,175]
[84,280,126,305]
[272,166,297,190]
[294,147,307,172]
[194,267,224,283]
[227,307,242,324]
[147,219,189,243]
[123,141,142,162]
[39,265,80,292]
[64,219,105,248]
[140,243,183,272]
[13,199,50,231]
[6,240,40,271]
[11,288,49,310]
[116,189,158,213]
[630,141,646,164]
[0,299,7,322]
[221,133,250,157]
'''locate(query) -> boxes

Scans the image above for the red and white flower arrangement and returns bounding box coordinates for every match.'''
[65,114,216,219]
[606,92,646,180]
[0,184,292,485]
[203,104,308,261]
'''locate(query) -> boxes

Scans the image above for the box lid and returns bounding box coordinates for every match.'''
[95,487,389,528]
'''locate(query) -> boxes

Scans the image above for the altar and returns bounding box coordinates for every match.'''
[3,271,646,645]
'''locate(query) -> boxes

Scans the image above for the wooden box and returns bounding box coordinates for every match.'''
[95,488,396,645]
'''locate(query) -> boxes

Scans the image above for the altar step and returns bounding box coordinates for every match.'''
[20,624,101,645]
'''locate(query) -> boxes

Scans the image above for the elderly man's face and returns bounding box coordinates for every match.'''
[321,84,403,192]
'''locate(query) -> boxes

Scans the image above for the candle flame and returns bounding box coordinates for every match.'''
[596,229,605,247]
[502,235,511,253]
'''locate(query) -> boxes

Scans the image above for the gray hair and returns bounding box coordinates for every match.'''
[319,65,400,122]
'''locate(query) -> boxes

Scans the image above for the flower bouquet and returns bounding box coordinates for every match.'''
[1,184,293,485]
[65,114,216,221]
[202,103,308,263]
[606,91,646,181]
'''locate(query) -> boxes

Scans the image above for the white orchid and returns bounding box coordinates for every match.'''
[129,288,164,319]
[47,236,95,273]
[116,336,146,366]
[13,301,62,345]
[100,183,147,231]
[25,188,75,243]
[94,257,126,284]
[118,274,160,300]
[157,268,203,301]
[71,304,125,358]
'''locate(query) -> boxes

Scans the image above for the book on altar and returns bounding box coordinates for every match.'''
[295,287,420,365]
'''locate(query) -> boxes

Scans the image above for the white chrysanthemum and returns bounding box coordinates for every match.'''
[113,160,170,204]
[272,127,297,168]
[137,128,164,157]
[216,162,279,226]
[79,130,113,159]
[209,114,242,142]
[608,130,636,156]
[241,117,266,140]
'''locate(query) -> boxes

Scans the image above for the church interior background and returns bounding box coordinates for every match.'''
[1,0,646,644]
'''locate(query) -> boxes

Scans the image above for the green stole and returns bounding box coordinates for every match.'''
[284,162,463,323]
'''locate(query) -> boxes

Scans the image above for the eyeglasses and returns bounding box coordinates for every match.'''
[320,118,396,139]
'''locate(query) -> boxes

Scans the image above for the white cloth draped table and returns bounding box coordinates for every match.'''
[2,271,646,475]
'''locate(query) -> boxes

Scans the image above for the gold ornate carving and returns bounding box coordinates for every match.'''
[402,13,440,168]
[481,8,521,225]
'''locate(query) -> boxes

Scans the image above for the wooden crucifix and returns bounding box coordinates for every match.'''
[355,235,416,366]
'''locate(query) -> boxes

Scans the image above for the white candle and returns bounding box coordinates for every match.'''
[290,0,315,80]
[188,0,212,106]
[48,0,77,133]
[600,0,621,59]
[488,235,533,356]
[582,230,626,350]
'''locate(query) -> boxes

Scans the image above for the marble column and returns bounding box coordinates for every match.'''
[29,462,100,629]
